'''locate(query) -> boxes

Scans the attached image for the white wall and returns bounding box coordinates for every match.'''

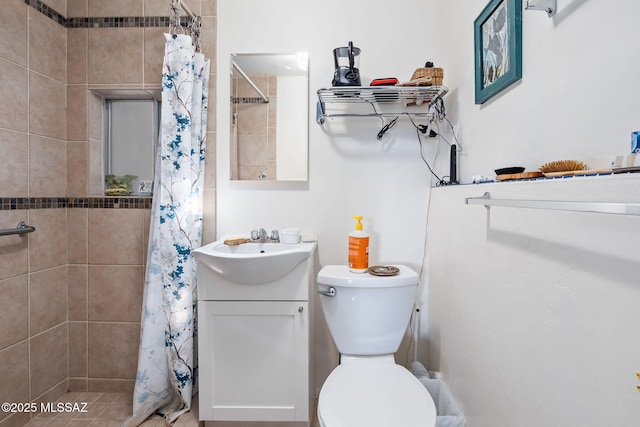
[427,176,640,426]
[425,1,640,425]
[216,1,640,423]
[216,0,447,392]
[441,0,640,182]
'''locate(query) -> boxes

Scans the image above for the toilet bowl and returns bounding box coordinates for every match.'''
[316,265,436,427]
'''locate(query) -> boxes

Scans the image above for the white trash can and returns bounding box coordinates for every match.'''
[412,362,465,427]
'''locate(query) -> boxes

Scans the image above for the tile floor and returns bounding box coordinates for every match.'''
[23,392,201,427]
[22,392,320,427]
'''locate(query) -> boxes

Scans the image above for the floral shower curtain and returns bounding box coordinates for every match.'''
[124,33,209,426]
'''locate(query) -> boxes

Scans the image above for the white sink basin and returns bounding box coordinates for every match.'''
[194,239,316,285]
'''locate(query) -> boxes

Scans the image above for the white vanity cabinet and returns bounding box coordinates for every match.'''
[196,241,317,425]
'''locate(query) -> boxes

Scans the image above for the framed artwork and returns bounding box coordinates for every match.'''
[474,0,522,104]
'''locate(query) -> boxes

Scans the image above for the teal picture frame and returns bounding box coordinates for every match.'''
[474,0,522,104]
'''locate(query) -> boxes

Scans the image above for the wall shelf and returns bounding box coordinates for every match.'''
[316,85,448,124]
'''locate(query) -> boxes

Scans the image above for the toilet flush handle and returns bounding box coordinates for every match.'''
[317,287,336,297]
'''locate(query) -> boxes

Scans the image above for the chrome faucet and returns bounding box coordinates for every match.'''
[250,228,279,243]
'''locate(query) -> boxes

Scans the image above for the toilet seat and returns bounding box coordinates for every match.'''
[317,362,436,427]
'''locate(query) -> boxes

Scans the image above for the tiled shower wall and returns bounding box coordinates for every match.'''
[0,1,216,426]
[231,76,278,180]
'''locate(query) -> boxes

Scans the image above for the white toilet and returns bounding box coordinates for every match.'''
[316,265,437,427]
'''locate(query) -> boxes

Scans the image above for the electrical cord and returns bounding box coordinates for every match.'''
[377,116,398,140]
[402,113,443,184]
[369,96,459,185]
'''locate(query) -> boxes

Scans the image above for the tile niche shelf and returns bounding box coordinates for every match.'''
[316,85,448,124]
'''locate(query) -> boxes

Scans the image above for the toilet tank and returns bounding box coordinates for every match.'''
[317,265,419,356]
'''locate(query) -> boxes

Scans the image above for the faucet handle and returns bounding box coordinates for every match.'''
[270,229,280,241]
[250,229,260,240]
[259,228,268,239]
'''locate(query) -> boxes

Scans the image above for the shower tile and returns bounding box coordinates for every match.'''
[29,8,67,83]
[202,188,216,244]
[143,0,168,16]
[32,375,68,410]
[69,321,88,377]
[142,208,151,263]
[68,85,88,141]
[207,83,216,133]
[68,378,88,392]
[2,412,31,426]
[68,264,88,320]
[267,96,277,130]
[0,59,28,133]
[67,0,88,17]
[68,29,88,84]
[29,72,67,141]
[89,0,143,17]
[95,402,133,421]
[267,126,276,161]
[68,140,89,197]
[202,0,216,17]
[30,266,68,335]
[29,208,67,272]
[237,104,268,135]
[88,138,104,196]
[68,209,88,264]
[30,324,68,399]
[88,209,144,265]
[238,133,268,167]
[200,16,216,67]
[143,27,166,86]
[0,129,28,198]
[47,0,67,15]
[88,322,139,380]
[88,91,104,141]
[88,265,143,322]
[0,0,28,66]
[268,77,278,97]
[184,0,202,16]
[0,276,28,350]
[204,130,216,190]
[0,212,29,280]
[87,380,135,393]
[0,341,29,422]
[237,77,268,98]
[88,28,144,84]
[146,0,201,16]
[29,135,67,197]
[143,0,195,17]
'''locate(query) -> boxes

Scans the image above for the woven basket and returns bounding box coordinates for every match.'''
[411,64,444,86]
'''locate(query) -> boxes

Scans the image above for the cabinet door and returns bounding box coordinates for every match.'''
[199,301,309,422]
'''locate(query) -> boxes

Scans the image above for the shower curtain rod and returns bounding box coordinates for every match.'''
[232,61,269,103]
[179,1,195,20]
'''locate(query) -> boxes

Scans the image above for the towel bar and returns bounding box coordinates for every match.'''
[466,192,640,216]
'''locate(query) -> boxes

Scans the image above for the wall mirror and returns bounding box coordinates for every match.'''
[229,53,309,181]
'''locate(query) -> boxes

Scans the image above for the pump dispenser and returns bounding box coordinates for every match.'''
[348,216,369,273]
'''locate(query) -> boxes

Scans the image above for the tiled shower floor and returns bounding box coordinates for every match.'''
[23,391,202,426]
[22,392,320,427]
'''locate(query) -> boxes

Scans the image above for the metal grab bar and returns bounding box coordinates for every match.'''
[0,221,36,237]
[466,192,640,216]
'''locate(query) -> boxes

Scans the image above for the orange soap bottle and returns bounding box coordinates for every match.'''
[348,216,369,273]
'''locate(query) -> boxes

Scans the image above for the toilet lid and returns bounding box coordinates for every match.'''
[318,363,436,427]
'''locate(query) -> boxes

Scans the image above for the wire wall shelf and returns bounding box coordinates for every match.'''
[316,86,448,124]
